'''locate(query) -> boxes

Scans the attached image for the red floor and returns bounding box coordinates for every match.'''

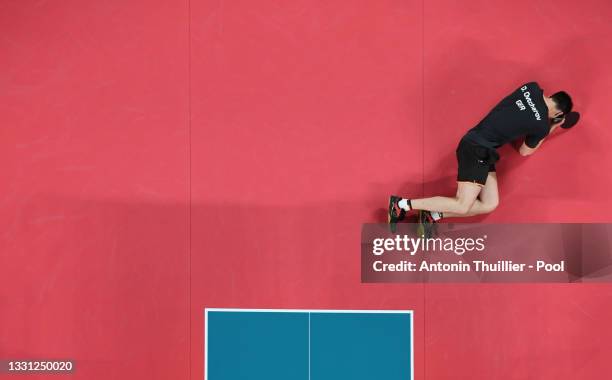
[1,1,612,379]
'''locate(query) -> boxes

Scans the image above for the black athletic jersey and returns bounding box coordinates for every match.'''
[466,82,550,149]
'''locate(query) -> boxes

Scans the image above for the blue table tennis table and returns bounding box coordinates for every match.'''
[205,308,413,380]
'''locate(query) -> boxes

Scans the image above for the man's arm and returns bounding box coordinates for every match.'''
[519,140,542,156]
[519,119,564,156]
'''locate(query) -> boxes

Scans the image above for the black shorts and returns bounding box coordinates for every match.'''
[456,136,499,186]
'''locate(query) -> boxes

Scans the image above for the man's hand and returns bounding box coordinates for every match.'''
[549,117,566,134]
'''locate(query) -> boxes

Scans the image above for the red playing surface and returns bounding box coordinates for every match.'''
[1,1,611,379]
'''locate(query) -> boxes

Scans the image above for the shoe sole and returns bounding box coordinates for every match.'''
[387,196,396,224]
[388,196,398,233]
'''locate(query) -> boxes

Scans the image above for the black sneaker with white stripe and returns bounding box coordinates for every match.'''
[388,195,406,232]
[416,210,436,238]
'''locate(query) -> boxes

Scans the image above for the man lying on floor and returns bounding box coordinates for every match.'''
[388,81,579,234]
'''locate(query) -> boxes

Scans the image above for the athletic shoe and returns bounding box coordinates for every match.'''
[416,210,436,238]
[388,195,406,233]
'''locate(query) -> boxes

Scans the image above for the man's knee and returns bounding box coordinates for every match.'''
[482,198,499,214]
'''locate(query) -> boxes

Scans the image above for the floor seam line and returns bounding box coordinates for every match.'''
[187,0,192,379]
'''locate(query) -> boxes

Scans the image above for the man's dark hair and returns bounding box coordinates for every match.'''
[551,91,573,115]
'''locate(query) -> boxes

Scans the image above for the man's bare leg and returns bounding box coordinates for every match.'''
[443,172,499,218]
[410,181,482,215]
